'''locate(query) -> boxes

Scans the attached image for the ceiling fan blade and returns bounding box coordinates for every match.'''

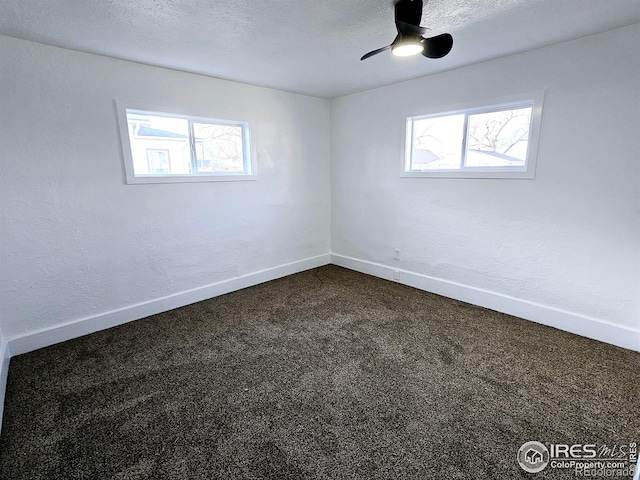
[394,0,423,27]
[396,20,429,36]
[360,45,392,61]
[421,33,453,58]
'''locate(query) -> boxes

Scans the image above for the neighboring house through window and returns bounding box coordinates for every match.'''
[146,149,170,175]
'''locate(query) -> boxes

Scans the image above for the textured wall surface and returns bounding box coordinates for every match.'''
[0,36,331,339]
[1,26,639,348]
[331,25,640,330]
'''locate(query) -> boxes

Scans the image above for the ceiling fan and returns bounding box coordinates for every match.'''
[361,0,453,61]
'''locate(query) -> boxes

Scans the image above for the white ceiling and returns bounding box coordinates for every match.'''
[1,0,639,98]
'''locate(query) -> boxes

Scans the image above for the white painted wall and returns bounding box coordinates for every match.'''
[0,36,331,340]
[1,26,638,352]
[331,25,640,337]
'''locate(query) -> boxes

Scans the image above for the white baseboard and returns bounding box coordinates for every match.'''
[0,337,10,433]
[331,254,640,352]
[8,254,331,356]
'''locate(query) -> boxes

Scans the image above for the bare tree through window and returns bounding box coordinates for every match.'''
[467,107,531,159]
[194,123,244,172]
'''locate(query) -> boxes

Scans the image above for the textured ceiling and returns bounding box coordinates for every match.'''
[1,0,639,98]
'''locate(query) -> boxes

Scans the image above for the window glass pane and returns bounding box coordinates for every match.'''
[465,107,532,167]
[410,114,465,170]
[193,122,245,173]
[126,112,192,175]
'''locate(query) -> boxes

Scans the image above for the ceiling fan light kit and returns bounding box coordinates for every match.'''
[392,38,425,56]
[361,0,453,61]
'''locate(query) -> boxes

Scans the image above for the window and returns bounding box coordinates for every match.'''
[403,92,544,179]
[117,102,254,184]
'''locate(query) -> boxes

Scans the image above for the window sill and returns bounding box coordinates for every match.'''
[125,174,257,185]
[401,170,535,180]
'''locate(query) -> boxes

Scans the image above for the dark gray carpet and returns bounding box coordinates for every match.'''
[0,265,638,479]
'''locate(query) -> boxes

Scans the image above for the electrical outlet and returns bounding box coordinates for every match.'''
[394,248,401,260]
[393,269,400,281]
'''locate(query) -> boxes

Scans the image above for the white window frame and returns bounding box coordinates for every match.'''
[116,100,256,184]
[402,91,545,179]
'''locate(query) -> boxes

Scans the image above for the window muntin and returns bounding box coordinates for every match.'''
[404,93,543,179]
[118,103,254,184]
